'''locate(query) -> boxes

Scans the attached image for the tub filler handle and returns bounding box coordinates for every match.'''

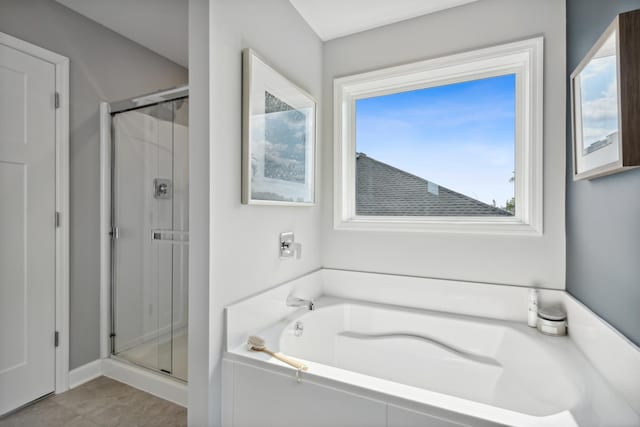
[338,331,501,367]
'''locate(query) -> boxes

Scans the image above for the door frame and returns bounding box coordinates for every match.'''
[0,32,70,394]
[99,102,111,360]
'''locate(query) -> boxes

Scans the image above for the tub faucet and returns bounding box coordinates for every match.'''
[286,295,315,311]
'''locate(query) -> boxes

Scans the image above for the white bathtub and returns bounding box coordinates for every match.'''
[281,299,580,418]
[223,270,640,427]
[227,298,639,426]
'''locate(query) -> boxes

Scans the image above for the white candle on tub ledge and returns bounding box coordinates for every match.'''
[528,289,539,328]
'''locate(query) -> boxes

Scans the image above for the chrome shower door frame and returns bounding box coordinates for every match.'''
[101,86,188,381]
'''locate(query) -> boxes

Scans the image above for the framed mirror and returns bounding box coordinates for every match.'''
[571,9,640,180]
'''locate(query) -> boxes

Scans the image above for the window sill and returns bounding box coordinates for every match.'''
[334,216,542,236]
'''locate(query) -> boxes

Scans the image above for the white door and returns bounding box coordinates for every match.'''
[0,41,57,415]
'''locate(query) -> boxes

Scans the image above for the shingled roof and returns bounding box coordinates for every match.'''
[356,153,512,217]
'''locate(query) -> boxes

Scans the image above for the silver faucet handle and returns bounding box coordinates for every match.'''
[279,232,301,259]
[286,295,314,310]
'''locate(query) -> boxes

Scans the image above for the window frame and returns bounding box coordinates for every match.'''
[333,37,544,235]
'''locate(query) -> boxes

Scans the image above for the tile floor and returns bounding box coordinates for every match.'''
[0,377,186,427]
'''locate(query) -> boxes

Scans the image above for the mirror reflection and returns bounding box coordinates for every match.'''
[577,32,619,157]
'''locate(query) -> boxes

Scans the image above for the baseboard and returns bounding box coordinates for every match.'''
[102,358,187,407]
[67,358,187,408]
[68,359,103,389]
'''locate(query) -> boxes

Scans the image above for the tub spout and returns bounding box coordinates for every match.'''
[286,295,315,311]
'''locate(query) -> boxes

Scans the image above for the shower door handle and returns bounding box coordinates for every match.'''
[151,229,189,244]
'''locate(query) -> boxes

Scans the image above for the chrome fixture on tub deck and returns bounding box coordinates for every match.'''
[286,295,315,311]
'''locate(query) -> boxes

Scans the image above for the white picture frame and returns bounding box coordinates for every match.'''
[571,21,622,180]
[241,48,317,205]
[571,10,640,180]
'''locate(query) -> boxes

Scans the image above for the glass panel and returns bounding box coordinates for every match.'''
[171,98,189,381]
[112,97,188,380]
[355,74,516,217]
[155,101,174,375]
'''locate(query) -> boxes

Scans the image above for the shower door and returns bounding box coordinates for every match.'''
[111,98,188,381]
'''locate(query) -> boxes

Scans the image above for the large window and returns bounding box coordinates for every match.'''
[334,38,543,234]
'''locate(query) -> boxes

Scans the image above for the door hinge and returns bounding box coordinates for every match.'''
[55,211,61,228]
[54,331,59,347]
[109,227,119,239]
[54,92,60,109]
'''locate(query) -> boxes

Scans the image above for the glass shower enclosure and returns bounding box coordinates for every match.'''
[109,87,188,381]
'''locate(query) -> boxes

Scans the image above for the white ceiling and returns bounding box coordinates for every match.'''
[289,0,479,41]
[55,0,188,68]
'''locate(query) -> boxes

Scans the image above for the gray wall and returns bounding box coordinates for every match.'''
[0,0,188,369]
[566,0,640,346]
[322,0,567,289]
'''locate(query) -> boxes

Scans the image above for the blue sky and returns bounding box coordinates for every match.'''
[356,74,516,206]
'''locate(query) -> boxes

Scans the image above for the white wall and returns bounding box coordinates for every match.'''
[209,0,323,304]
[199,0,566,423]
[202,0,323,424]
[321,0,567,289]
[187,0,211,425]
